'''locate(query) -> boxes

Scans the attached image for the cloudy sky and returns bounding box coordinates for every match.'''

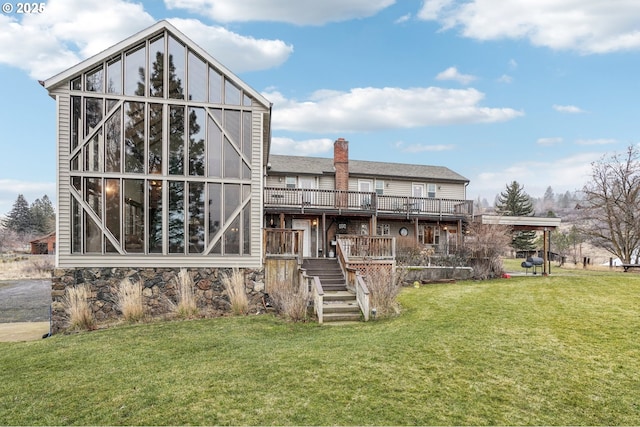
[1,0,639,215]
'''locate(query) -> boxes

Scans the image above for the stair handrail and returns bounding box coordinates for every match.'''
[310,275,324,324]
[355,271,370,321]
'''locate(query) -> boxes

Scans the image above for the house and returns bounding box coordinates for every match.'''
[264,138,473,258]
[43,20,271,269]
[30,232,56,255]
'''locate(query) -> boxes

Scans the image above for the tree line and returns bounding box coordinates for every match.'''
[1,194,55,237]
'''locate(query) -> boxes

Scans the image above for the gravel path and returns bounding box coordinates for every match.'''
[0,279,51,323]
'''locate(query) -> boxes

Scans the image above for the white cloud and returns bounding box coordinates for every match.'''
[436,66,477,85]
[395,142,455,153]
[575,138,617,146]
[270,137,334,156]
[164,0,395,25]
[508,59,518,69]
[395,13,412,24]
[537,137,563,146]
[0,0,292,79]
[553,104,586,114]
[418,0,640,54]
[470,152,599,200]
[497,74,513,84]
[167,18,293,73]
[265,86,523,133]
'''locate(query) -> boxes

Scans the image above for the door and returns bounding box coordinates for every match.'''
[359,180,373,208]
[412,183,425,212]
[292,219,311,257]
[299,177,316,205]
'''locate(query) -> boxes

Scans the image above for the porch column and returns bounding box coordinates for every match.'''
[370,215,377,236]
[279,213,285,228]
[414,218,419,245]
[322,213,327,257]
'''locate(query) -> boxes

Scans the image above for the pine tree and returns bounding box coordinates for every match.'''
[495,181,536,251]
[30,195,56,235]
[3,194,33,235]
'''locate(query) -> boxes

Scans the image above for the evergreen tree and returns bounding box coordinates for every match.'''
[3,194,33,235]
[495,181,536,251]
[30,195,56,235]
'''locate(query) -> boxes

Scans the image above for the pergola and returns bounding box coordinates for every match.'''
[476,215,562,275]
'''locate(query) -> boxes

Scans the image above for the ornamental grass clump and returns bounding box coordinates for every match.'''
[62,284,96,331]
[222,268,248,315]
[268,279,309,322]
[116,278,145,323]
[366,268,400,318]
[174,268,199,318]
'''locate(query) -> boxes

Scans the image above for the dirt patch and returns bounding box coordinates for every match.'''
[0,322,50,342]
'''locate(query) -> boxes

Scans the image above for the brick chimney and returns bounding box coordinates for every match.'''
[334,138,349,192]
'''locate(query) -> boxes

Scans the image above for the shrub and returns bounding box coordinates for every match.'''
[268,278,308,322]
[365,267,400,319]
[116,278,145,322]
[174,269,199,318]
[62,284,96,331]
[222,268,248,315]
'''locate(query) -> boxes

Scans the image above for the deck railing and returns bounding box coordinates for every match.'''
[264,187,473,217]
[263,228,303,264]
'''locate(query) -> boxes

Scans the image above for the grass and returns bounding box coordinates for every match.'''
[0,254,53,280]
[1,269,639,425]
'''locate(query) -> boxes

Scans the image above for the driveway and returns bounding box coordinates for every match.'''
[0,279,51,342]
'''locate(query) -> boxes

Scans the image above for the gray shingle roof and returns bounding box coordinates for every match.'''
[268,155,469,183]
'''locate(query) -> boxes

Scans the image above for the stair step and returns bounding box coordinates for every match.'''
[323,291,355,302]
[323,302,360,314]
[323,312,362,322]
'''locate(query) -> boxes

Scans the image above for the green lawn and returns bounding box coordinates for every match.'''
[1,270,639,425]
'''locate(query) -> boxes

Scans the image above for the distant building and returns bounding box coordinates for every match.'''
[30,232,56,255]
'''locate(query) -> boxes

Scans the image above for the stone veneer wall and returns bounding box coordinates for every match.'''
[51,267,265,334]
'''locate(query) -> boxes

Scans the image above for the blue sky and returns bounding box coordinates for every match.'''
[2,0,640,216]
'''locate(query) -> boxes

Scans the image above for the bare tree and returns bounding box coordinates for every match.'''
[580,146,640,264]
[463,221,513,279]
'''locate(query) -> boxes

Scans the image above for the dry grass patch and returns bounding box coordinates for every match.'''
[62,284,95,331]
[366,268,400,318]
[222,268,248,315]
[173,269,199,318]
[116,278,145,323]
[268,279,308,322]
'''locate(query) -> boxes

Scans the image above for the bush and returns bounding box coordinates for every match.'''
[116,278,145,322]
[268,279,309,322]
[62,284,96,331]
[365,267,400,318]
[174,269,199,318]
[222,268,248,315]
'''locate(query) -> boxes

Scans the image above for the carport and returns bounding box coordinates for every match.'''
[475,215,562,276]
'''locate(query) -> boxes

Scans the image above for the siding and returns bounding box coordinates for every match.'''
[55,91,71,265]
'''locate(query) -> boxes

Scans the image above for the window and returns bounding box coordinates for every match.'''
[377,223,390,236]
[427,183,437,198]
[375,180,384,195]
[285,177,296,189]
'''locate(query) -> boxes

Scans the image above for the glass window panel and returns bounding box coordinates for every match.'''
[85,214,102,254]
[207,116,222,177]
[124,44,146,96]
[105,179,120,252]
[208,183,221,244]
[70,154,80,172]
[243,202,251,255]
[211,108,222,123]
[168,181,185,254]
[243,93,252,106]
[169,105,185,175]
[187,50,207,102]
[224,216,240,255]
[106,58,122,94]
[149,35,164,97]
[85,98,103,138]
[124,179,144,253]
[85,131,103,172]
[188,182,204,253]
[71,77,81,91]
[225,110,240,144]
[148,180,163,253]
[124,101,145,173]
[224,183,240,223]
[223,137,240,179]
[149,103,163,174]
[242,111,252,159]
[72,176,82,192]
[85,66,103,92]
[188,107,205,176]
[105,107,121,173]
[71,197,82,253]
[224,79,241,105]
[85,177,102,218]
[242,161,251,180]
[211,239,221,255]
[106,99,118,113]
[168,36,185,99]
[71,96,81,151]
[209,67,222,103]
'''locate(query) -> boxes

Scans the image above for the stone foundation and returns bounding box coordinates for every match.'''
[51,267,265,334]
[398,266,474,284]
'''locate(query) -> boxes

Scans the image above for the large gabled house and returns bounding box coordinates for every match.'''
[264,138,472,258]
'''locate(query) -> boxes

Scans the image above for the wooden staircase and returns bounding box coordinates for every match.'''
[302,258,361,322]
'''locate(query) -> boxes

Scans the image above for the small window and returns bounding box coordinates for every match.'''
[285,177,296,189]
[71,77,81,91]
[377,223,390,236]
[375,180,384,195]
[427,183,437,198]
